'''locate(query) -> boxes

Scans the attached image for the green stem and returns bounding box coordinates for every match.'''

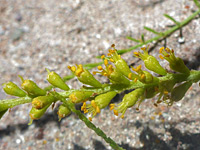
[117,8,200,54]
[57,95,125,150]
[0,96,32,112]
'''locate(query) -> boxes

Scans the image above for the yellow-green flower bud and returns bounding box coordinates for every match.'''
[171,81,192,102]
[111,88,144,118]
[46,69,70,91]
[159,47,190,74]
[19,76,46,97]
[57,104,71,121]
[68,65,102,88]
[3,82,26,97]
[134,47,167,75]
[69,91,93,103]
[93,60,130,85]
[81,91,117,118]
[32,95,56,109]
[29,103,51,124]
[94,91,117,109]
[107,46,137,79]
[109,68,130,85]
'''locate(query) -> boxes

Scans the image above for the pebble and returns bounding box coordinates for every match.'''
[10,28,24,41]
[178,37,185,44]
[0,26,5,35]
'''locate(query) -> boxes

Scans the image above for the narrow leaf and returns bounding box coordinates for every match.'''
[144,26,160,35]
[163,14,180,25]
[126,36,140,43]
[141,34,145,43]
[194,0,200,8]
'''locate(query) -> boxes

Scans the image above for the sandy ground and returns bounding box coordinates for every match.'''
[0,0,200,150]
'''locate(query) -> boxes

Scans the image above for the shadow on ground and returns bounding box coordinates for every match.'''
[1,113,200,150]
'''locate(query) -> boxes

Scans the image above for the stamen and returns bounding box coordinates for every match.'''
[89,117,92,121]
[128,73,132,80]
[96,106,100,113]
[104,59,108,66]
[141,47,146,51]
[134,78,138,82]
[101,55,105,59]
[97,66,103,70]
[113,110,118,116]
[159,47,164,53]
[159,55,164,59]
[141,74,145,80]
[134,52,139,56]
[111,44,115,47]
[109,58,114,62]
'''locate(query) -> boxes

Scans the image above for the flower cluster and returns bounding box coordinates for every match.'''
[1,44,197,123]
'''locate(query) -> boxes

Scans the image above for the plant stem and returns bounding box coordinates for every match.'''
[0,96,32,112]
[117,8,200,54]
[58,95,125,150]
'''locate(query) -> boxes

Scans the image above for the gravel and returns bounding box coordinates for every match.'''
[0,0,200,150]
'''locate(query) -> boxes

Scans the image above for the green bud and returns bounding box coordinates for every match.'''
[169,57,190,74]
[19,76,46,97]
[46,69,70,91]
[68,65,102,88]
[32,95,56,109]
[115,59,132,77]
[109,68,130,85]
[81,91,117,118]
[69,90,93,103]
[159,47,190,74]
[134,47,167,75]
[122,88,145,108]
[144,56,167,75]
[112,88,145,118]
[57,104,71,121]
[94,91,117,109]
[29,103,51,124]
[171,81,192,102]
[3,82,26,97]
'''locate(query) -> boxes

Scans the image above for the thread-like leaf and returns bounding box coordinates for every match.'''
[194,0,200,8]
[144,26,160,35]
[126,36,140,43]
[163,14,180,25]
[141,34,145,43]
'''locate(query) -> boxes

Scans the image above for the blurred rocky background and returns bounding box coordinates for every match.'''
[0,0,200,150]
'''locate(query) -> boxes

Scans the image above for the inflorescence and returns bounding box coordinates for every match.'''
[1,44,199,123]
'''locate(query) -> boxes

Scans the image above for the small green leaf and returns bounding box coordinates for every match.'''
[144,26,160,35]
[126,36,140,43]
[194,0,200,8]
[141,34,145,43]
[163,14,180,25]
